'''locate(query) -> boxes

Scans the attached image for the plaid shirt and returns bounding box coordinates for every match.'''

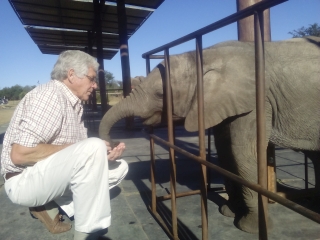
[1,80,87,176]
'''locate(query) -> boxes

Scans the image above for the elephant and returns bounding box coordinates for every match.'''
[131,76,146,90]
[99,37,320,233]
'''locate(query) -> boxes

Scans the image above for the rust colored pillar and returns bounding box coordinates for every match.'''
[237,0,271,41]
[237,0,275,203]
[267,143,276,203]
[117,0,134,129]
[87,30,97,110]
[93,0,108,113]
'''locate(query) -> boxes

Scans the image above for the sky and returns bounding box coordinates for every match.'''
[0,0,319,89]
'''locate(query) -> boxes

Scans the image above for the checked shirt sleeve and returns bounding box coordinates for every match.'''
[13,89,63,147]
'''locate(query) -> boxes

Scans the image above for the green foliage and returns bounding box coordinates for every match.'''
[95,92,101,104]
[116,80,123,88]
[289,23,320,38]
[102,70,121,89]
[0,85,36,100]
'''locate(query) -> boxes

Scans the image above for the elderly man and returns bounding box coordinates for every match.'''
[1,50,128,239]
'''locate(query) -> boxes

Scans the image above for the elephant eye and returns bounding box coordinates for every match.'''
[155,89,163,98]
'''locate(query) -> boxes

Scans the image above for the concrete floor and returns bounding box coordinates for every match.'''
[0,117,320,240]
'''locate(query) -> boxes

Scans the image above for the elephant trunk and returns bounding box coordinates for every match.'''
[99,96,135,143]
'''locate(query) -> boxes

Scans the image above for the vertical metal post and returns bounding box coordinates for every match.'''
[254,11,268,240]
[164,48,178,239]
[305,154,309,189]
[150,128,157,212]
[196,36,208,240]
[207,127,211,191]
[87,30,97,110]
[117,0,134,129]
[93,0,107,113]
[237,0,271,42]
[267,143,276,203]
[146,56,157,213]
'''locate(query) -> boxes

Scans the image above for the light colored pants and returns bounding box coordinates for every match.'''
[4,137,128,233]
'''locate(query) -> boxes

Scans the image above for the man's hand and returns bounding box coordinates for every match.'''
[104,141,125,161]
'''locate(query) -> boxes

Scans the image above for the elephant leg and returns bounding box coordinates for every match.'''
[302,151,320,190]
[228,109,272,233]
[213,119,245,218]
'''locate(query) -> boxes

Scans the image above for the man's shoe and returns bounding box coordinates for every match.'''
[29,206,72,234]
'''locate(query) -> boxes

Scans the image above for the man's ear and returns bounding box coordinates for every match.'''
[67,69,76,83]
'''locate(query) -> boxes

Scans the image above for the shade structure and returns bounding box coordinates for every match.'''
[24,26,120,59]
[9,0,165,59]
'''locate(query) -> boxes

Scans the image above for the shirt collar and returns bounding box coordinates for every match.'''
[53,80,81,107]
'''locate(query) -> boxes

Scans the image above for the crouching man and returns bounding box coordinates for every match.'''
[0,50,128,239]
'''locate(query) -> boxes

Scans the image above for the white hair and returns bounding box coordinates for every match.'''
[51,50,99,81]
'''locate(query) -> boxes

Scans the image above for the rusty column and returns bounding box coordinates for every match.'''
[93,0,107,113]
[254,11,268,240]
[238,0,277,201]
[196,36,208,240]
[164,48,178,239]
[87,30,97,110]
[117,0,134,129]
[237,1,271,238]
[237,0,271,41]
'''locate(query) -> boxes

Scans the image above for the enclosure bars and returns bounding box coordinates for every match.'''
[144,1,282,239]
[142,0,320,239]
[196,36,208,238]
[254,11,268,239]
[149,135,320,223]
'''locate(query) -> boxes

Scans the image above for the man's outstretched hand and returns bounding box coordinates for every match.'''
[104,141,125,161]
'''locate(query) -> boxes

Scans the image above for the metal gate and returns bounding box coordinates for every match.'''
[141,0,320,239]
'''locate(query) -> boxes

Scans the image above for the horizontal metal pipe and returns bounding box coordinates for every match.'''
[149,55,164,59]
[157,190,201,201]
[142,0,287,58]
[277,189,319,199]
[150,134,320,224]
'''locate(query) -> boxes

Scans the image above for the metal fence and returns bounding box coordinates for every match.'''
[141,0,320,239]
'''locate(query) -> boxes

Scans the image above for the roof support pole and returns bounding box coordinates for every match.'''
[237,1,271,238]
[94,0,108,113]
[117,0,134,129]
[87,30,97,110]
[237,0,271,41]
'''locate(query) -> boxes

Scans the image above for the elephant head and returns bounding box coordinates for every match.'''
[99,41,258,142]
[131,75,146,90]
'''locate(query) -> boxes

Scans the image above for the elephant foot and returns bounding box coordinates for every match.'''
[219,203,235,218]
[235,212,273,233]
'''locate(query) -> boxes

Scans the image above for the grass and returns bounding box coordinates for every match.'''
[108,95,123,106]
[0,101,19,125]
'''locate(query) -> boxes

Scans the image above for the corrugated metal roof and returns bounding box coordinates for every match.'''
[9,0,164,59]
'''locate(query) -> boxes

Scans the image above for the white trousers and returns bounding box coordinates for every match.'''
[4,138,128,233]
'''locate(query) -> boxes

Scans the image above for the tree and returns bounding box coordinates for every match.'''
[0,85,35,100]
[288,23,320,38]
[116,81,123,88]
[103,70,121,89]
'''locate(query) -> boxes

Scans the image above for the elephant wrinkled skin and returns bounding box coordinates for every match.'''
[99,37,320,233]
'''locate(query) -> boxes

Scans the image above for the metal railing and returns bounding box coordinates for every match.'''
[142,0,320,239]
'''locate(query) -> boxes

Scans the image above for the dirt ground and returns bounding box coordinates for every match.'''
[0,101,19,125]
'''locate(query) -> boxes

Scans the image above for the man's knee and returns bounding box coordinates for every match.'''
[75,137,106,154]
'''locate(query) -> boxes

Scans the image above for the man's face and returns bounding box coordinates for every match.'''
[73,67,98,101]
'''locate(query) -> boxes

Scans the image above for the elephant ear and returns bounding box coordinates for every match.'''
[185,55,258,132]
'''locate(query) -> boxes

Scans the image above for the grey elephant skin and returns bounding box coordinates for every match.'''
[99,37,320,233]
